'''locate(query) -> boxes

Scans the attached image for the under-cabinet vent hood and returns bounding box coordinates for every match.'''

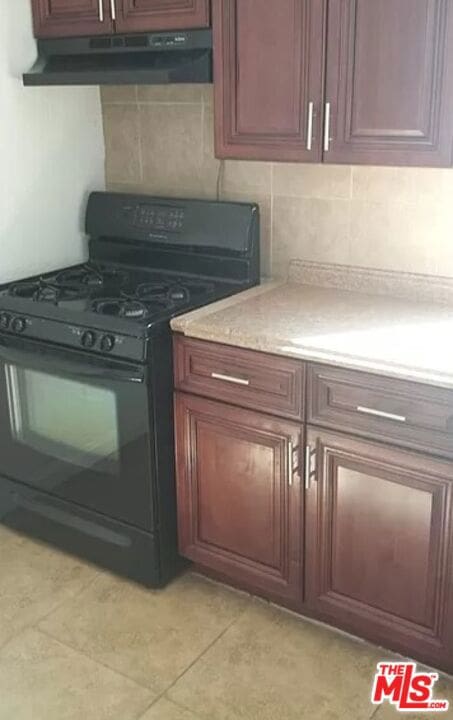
[23,29,212,87]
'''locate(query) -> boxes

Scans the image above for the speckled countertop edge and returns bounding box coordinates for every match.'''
[171,265,453,390]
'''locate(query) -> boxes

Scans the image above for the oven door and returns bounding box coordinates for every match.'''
[0,334,154,530]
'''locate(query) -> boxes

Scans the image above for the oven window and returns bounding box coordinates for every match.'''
[5,365,120,472]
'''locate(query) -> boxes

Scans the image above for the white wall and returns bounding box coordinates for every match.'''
[0,0,105,283]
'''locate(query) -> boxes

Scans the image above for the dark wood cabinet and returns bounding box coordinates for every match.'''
[174,392,303,604]
[213,0,327,161]
[325,0,453,166]
[305,428,453,671]
[173,337,453,672]
[115,0,210,33]
[31,0,113,38]
[31,0,209,38]
[213,0,453,166]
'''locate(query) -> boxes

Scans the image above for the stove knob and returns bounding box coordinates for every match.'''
[81,331,97,349]
[11,317,26,333]
[100,334,115,353]
[0,313,11,329]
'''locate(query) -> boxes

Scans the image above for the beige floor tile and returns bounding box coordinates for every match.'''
[373,673,453,719]
[140,698,200,720]
[0,628,153,720]
[39,572,249,695]
[168,600,382,720]
[0,533,98,648]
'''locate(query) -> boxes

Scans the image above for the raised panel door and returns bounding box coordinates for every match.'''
[175,392,303,604]
[324,0,453,165]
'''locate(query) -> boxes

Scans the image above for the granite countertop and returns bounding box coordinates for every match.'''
[171,263,453,389]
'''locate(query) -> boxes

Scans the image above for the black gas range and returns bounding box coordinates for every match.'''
[0,192,259,586]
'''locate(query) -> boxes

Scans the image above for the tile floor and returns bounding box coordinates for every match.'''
[0,525,452,720]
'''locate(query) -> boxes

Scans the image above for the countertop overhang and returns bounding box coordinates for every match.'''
[171,275,453,389]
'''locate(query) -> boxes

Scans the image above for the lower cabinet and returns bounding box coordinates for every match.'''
[174,392,303,604]
[305,428,453,671]
[173,337,453,673]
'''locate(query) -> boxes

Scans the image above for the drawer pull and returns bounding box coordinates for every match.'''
[211,372,250,386]
[357,406,407,423]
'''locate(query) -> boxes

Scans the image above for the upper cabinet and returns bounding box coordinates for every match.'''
[325,0,453,166]
[31,0,210,38]
[115,1,210,33]
[213,0,327,162]
[214,0,453,166]
[31,0,113,38]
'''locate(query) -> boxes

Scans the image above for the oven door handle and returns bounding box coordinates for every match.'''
[0,341,145,385]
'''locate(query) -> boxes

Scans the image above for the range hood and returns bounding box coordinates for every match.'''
[23,29,212,87]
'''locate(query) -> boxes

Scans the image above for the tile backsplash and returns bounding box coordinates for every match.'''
[101,85,453,279]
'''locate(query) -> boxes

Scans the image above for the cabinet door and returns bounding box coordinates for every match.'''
[31,0,112,38]
[213,0,327,161]
[115,0,210,32]
[305,428,453,672]
[175,392,303,604]
[325,0,453,166]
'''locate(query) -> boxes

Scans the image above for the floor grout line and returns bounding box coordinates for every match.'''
[135,602,252,719]
[36,625,154,693]
[0,563,101,654]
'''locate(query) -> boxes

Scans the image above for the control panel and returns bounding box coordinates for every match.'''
[128,204,185,233]
[0,312,145,361]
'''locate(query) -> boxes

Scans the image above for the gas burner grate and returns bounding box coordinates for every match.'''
[8,281,89,304]
[91,297,174,320]
[55,264,130,289]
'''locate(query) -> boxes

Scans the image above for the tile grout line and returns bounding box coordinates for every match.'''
[37,624,154,694]
[0,566,101,654]
[135,602,253,719]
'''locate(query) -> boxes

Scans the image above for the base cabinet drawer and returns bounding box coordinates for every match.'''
[174,335,305,420]
[174,392,304,604]
[305,428,453,673]
[308,363,453,459]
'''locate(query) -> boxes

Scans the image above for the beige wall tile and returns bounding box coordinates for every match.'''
[352,165,453,205]
[139,104,205,195]
[100,90,453,281]
[273,163,352,200]
[349,200,439,274]
[101,86,137,104]
[103,104,141,184]
[272,196,351,278]
[222,160,272,195]
[137,85,206,103]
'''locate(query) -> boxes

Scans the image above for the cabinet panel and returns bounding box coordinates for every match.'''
[213,0,326,161]
[116,0,210,32]
[173,336,305,421]
[325,0,453,166]
[308,363,453,459]
[305,428,453,672]
[31,0,112,38]
[175,392,303,603]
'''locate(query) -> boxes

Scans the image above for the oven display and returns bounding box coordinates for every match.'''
[132,204,185,233]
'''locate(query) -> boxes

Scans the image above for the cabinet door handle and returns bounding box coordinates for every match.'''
[323,102,331,152]
[110,0,117,20]
[288,441,294,487]
[357,406,407,423]
[306,101,314,151]
[98,0,104,22]
[211,372,250,386]
[304,445,316,490]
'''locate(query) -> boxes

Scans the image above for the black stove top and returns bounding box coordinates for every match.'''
[0,193,260,361]
[2,262,226,324]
